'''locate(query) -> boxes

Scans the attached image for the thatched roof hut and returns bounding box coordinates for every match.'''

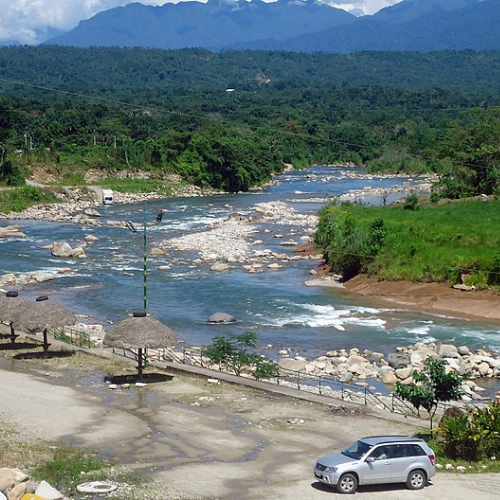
[104,312,177,376]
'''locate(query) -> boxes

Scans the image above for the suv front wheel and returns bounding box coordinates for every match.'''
[336,473,358,494]
[406,469,426,490]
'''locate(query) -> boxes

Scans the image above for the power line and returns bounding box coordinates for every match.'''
[0,75,499,174]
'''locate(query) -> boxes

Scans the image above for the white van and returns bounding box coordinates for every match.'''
[102,189,114,205]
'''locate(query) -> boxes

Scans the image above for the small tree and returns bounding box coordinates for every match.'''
[203,332,280,380]
[395,356,469,429]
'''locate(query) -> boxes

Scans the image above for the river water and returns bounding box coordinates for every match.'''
[2,166,500,359]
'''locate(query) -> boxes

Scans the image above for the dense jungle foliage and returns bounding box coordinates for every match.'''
[0,46,500,195]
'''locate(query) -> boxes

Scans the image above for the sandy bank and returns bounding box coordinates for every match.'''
[335,275,500,325]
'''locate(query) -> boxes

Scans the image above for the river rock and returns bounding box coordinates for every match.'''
[436,344,460,358]
[278,358,306,372]
[477,362,491,377]
[395,367,413,380]
[85,234,99,242]
[382,372,398,385]
[208,312,236,324]
[346,354,365,366]
[51,241,73,257]
[338,371,354,383]
[457,345,470,356]
[70,246,86,258]
[0,273,16,283]
[151,247,166,256]
[57,268,74,274]
[387,353,410,370]
[0,228,26,238]
[83,208,101,217]
[211,263,229,272]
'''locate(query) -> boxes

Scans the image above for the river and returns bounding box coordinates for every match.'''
[1,166,500,359]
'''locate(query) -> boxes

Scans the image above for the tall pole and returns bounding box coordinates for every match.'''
[143,200,147,314]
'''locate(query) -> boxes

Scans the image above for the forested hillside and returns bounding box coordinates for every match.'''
[0,46,500,198]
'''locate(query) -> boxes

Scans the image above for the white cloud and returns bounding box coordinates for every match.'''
[0,1,171,43]
[0,0,402,44]
[323,1,402,16]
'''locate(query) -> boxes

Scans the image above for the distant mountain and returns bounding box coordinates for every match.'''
[46,0,356,51]
[232,0,499,52]
[373,0,482,24]
[45,0,500,53]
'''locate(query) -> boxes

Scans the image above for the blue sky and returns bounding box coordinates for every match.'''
[0,0,402,45]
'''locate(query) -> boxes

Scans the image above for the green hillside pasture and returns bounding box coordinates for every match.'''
[318,199,500,287]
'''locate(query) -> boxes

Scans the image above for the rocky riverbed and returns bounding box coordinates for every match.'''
[159,201,320,272]
[276,341,500,401]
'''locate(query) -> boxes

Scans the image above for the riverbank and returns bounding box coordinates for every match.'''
[335,275,500,326]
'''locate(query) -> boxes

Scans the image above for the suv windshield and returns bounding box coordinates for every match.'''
[342,440,373,459]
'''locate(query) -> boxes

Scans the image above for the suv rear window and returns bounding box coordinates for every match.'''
[390,443,426,458]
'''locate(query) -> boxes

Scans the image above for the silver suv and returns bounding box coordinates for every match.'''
[314,435,436,494]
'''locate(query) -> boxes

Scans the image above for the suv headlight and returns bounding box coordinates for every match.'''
[324,466,338,473]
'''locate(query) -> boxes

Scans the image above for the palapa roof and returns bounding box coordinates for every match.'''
[0,291,29,323]
[104,314,177,349]
[14,295,77,333]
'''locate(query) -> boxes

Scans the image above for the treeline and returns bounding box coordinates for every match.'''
[1,46,500,195]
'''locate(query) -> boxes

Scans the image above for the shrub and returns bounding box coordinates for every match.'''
[203,332,280,380]
[440,414,481,461]
[403,193,419,210]
[438,402,500,462]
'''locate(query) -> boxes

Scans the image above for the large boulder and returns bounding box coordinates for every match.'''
[278,358,306,372]
[382,372,398,385]
[387,352,410,370]
[51,241,73,257]
[436,344,460,359]
[208,312,236,324]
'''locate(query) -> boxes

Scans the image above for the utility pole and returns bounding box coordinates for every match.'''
[143,200,147,314]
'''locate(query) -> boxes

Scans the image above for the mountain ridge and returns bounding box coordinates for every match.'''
[44,0,498,53]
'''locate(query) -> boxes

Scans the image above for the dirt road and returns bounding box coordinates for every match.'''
[0,353,498,499]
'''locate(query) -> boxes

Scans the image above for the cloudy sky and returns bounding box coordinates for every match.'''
[0,0,402,45]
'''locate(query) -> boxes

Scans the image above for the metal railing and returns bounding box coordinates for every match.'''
[53,327,98,348]
[52,339,470,420]
[144,346,421,418]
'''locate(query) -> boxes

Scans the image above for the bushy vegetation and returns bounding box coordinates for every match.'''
[395,357,469,429]
[315,199,500,286]
[0,186,59,213]
[203,332,280,380]
[436,402,500,463]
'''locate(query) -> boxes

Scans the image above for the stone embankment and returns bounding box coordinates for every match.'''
[277,342,500,402]
[0,467,65,500]
[160,201,320,272]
